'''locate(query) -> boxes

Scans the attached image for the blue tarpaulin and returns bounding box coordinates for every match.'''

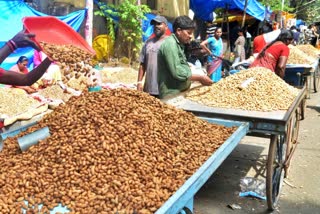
[190,0,267,22]
[0,0,87,70]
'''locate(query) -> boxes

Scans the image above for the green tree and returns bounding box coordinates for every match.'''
[259,0,319,23]
[95,0,151,64]
[259,0,294,11]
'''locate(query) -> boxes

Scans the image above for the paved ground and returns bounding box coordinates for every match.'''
[193,86,320,213]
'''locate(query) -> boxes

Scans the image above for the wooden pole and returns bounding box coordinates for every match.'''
[242,0,248,28]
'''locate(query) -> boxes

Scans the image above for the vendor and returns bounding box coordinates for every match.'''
[157,16,213,99]
[253,29,281,57]
[250,30,294,79]
[0,31,52,86]
[9,56,37,93]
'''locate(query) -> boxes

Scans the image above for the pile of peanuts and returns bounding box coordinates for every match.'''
[296,44,320,60]
[0,88,40,117]
[186,67,300,111]
[0,89,235,213]
[38,85,72,102]
[287,45,315,65]
[40,42,97,90]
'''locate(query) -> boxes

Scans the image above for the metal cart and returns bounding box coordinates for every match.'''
[284,60,319,95]
[0,117,249,214]
[162,86,307,211]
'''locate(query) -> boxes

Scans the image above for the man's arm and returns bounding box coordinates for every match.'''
[0,43,13,64]
[0,31,41,64]
[137,63,145,91]
[0,58,52,86]
[137,43,147,91]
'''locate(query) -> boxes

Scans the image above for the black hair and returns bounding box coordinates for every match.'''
[258,29,293,58]
[17,56,28,64]
[238,28,244,33]
[173,15,195,33]
[290,25,297,30]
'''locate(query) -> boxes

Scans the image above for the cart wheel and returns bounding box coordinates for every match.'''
[266,134,286,211]
[285,109,300,177]
[180,207,193,214]
[314,66,320,93]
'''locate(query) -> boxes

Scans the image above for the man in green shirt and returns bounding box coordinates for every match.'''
[158,15,213,99]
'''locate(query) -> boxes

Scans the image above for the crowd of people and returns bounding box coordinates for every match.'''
[137,15,319,99]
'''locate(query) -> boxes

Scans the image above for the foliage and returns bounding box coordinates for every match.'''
[258,0,320,23]
[259,0,294,12]
[94,0,151,63]
[292,0,320,24]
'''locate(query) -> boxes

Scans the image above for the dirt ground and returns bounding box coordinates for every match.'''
[193,86,320,213]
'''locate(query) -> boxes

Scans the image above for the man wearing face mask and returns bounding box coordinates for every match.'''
[137,15,169,98]
[157,15,213,99]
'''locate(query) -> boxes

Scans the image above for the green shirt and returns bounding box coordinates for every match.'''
[158,34,192,99]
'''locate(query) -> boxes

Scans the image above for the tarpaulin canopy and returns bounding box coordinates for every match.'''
[190,0,267,22]
[0,0,87,70]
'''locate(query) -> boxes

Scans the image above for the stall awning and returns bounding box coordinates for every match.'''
[190,0,268,22]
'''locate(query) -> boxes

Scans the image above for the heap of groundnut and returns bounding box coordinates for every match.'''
[0,88,40,117]
[295,44,320,61]
[186,67,300,111]
[0,89,236,213]
[287,44,315,65]
[40,42,96,90]
[38,85,72,102]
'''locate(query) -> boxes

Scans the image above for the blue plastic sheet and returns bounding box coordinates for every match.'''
[190,0,268,22]
[0,0,87,70]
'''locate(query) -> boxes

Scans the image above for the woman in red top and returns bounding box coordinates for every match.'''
[250,30,294,78]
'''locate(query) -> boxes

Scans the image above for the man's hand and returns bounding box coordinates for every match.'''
[200,75,213,86]
[137,83,143,91]
[11,31,41,51]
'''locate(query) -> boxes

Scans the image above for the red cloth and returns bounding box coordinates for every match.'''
[253,35,266,54]
[0,68,4,77]
[267,42,289,59]
[250,42,289,73]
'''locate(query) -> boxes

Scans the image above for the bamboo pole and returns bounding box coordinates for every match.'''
[242,0,248,28]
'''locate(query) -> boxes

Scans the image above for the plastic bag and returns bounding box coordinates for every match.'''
[239,177,266,200]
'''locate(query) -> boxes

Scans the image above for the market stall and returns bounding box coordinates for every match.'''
[0,89,249,213]
[284,44,320,94]
[162,67,306,210]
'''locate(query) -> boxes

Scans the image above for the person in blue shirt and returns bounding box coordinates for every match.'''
[200,27,223,82]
